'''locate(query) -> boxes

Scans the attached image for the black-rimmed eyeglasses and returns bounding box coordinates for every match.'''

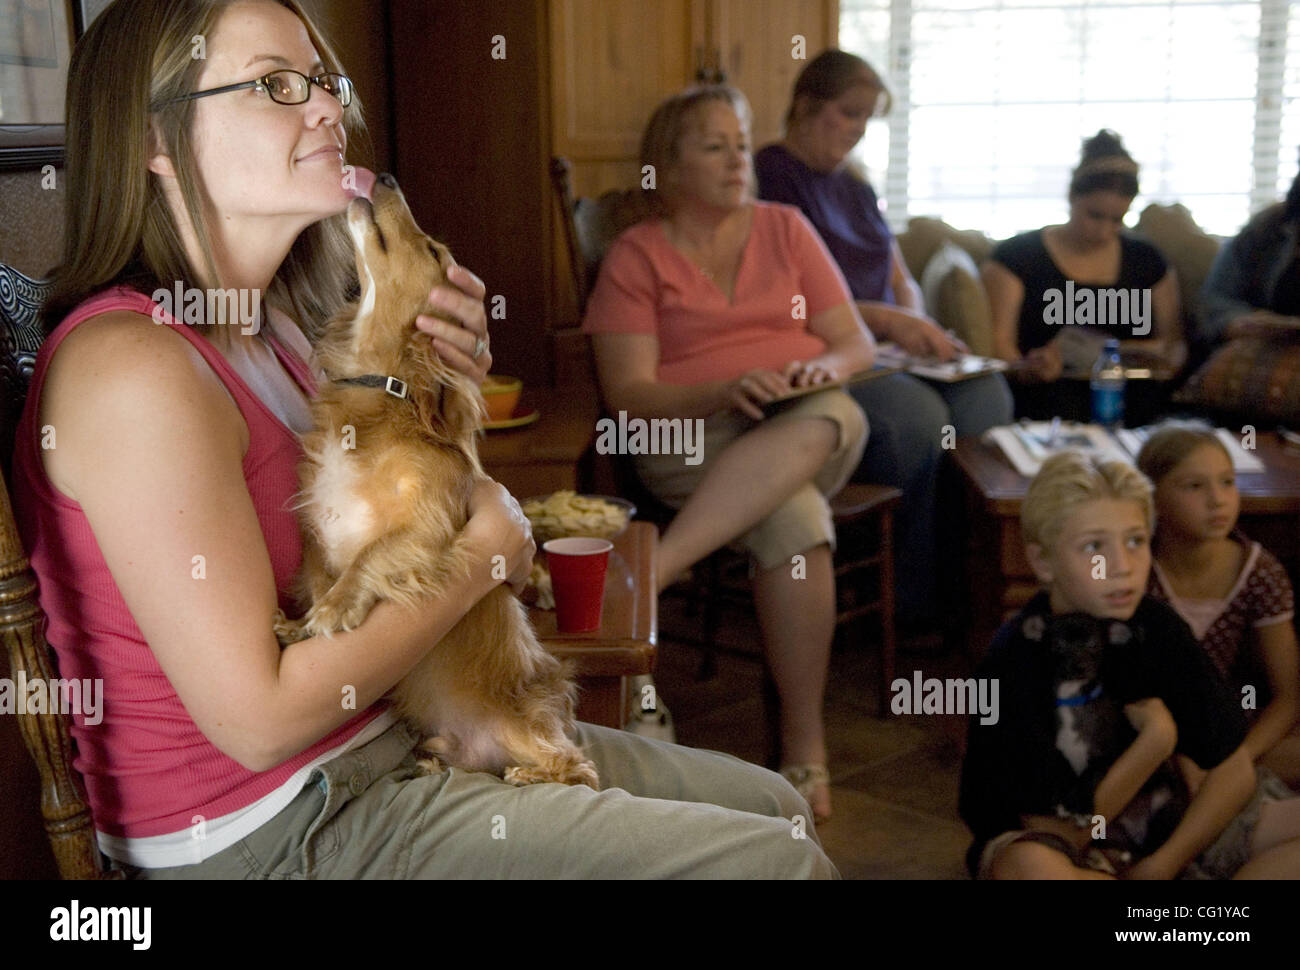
[154,70,354,109]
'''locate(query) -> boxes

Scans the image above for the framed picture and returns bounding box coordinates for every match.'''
[0,0,78,172]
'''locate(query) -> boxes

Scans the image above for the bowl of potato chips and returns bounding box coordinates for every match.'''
[521,491,636,545]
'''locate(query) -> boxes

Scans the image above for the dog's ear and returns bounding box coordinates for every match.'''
[439,374,488,447]
[407,336,486,449]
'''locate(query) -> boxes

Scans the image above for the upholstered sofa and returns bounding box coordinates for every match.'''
[895,204,1299,424]
[894,202,1220,359]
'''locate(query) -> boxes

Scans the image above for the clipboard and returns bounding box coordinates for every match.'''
[761,362,901,413]
[874,344,1009,383]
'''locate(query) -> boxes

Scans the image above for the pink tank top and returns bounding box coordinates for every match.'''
[11,286,386,839]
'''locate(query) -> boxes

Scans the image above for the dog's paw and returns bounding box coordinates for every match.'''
[580,763,600,789]
[413,755,446,776]
[564,760,600,790]
[503,760,599,789]
[273,609,309,645]
[297,610,339,640]
[302,592,376,638]
[413,736,451,776]
[298,599,358,639]
[502,765,548,787]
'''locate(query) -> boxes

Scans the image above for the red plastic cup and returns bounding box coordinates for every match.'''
[543,537,614,633]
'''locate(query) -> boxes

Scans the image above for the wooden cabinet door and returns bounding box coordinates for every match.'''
[550,0,698,195]
[709,0,839,147]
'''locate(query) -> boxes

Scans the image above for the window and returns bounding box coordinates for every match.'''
[839,0,1297,238]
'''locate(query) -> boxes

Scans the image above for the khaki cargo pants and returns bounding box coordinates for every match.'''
[117,719,838,879]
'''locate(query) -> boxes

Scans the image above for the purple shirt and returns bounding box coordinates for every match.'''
[754,143,895,304]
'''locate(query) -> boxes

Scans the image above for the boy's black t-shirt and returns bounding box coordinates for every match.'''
[958,592,1246,875]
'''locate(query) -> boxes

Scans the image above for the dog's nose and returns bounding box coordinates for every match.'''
[377,172,398,189]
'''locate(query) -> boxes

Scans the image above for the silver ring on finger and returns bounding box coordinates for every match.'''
[472,336,488,360]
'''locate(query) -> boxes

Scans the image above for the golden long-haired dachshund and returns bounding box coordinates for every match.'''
[275,174,598,788]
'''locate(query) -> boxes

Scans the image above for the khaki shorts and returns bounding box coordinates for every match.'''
[633,388,868,570]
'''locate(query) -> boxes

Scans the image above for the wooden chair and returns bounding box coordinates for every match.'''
[0,263,120,879]
[549,157,901,712]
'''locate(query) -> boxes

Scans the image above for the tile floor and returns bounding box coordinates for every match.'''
[651,594,976,879]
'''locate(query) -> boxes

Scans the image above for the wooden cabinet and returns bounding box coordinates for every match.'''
[550,0,696,176]
[712,0,840,148]
[550,0,839,198]
[547,0,839,348]
[389,0,838,392]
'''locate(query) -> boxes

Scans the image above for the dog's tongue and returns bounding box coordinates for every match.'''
[346,165,376,202]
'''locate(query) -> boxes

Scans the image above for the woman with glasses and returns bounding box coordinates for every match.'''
[12,0,835,880]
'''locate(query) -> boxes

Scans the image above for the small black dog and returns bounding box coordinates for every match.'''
[1047,613,1186,855]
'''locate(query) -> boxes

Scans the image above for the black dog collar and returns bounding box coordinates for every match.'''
[333,374,408,399]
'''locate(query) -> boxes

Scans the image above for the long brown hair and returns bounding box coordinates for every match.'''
[1135,419,1231,488]
[43,0,367,342]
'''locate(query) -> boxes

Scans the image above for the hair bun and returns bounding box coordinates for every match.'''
[1069,129,1140,196]
[1080,129,1132,165]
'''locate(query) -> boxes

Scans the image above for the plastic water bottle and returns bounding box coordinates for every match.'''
[1090,338,1126,429]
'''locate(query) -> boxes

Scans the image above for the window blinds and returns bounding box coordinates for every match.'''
[837,0,1296,237]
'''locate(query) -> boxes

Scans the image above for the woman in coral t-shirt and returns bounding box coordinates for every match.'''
[583,85,876,821]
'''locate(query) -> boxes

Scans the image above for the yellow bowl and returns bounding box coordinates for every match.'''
[481,375,522,422]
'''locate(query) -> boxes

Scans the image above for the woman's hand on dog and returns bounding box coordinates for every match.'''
[465,479,536,594]
[417,264,492,385]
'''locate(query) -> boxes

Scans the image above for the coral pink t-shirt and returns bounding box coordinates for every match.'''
[581,201,854,385]
[11,286,387,839]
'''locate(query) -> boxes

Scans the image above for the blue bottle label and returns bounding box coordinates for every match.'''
[1092,386,1124,425]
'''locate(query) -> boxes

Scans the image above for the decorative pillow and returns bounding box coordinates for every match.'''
[1173,336,1300,422]
[0,263,50,395]
[919,241,995,357]
[0,262,52,472]
[896,216,995,282]
[1133,203,1223,338]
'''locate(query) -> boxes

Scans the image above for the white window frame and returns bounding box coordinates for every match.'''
[842,0,1295,235]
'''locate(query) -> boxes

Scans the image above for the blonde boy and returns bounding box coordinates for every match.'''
[959,451,1300,879]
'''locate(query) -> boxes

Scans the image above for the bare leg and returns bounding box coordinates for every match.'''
[1259,730,1300,789]
[991,841,1116,880]
[752,543,835,820]
[655,417,838,594]
[1234,839,1300,878]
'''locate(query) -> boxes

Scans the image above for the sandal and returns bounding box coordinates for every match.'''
[779,763,832,823]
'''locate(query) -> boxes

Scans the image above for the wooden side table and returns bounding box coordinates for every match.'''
[532,521,658,728]
[479,386,598,498]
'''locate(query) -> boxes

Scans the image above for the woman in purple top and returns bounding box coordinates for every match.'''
[756,50,1013,626]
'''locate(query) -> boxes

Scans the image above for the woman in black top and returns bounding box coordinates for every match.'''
[983,131,1183,391]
